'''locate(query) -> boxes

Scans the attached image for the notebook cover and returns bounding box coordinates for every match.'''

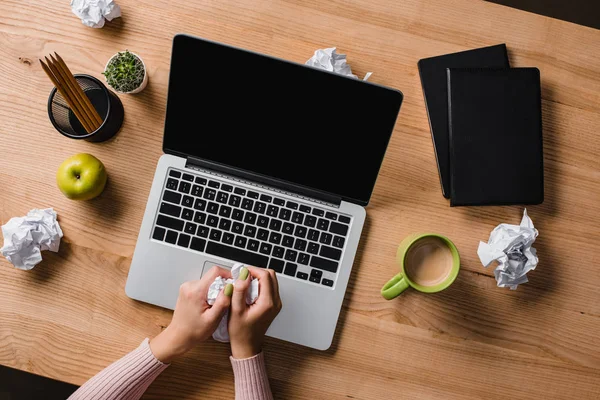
[447,68,544,206]
[418,45,510,198]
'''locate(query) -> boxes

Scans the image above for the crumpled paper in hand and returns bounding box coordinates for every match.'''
[70,0,121,28]
[477,209,539,290]
[305,47,372,81]
[1,208,63,271]
[207,263,259,342]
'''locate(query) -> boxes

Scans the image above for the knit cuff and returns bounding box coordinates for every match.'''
[230,352,274,400]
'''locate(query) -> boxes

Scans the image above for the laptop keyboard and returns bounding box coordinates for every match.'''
[151,168,352,288]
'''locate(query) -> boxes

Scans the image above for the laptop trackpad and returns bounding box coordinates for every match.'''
[202,260,233,277]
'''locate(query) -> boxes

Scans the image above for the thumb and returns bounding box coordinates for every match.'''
[231,267,251,315]
[207,283,232,320]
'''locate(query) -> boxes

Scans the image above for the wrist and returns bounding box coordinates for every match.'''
[230,340,261,359]
[150,326,193,363]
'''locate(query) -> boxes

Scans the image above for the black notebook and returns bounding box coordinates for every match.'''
[418,44,510,198]
[447,68,544,206]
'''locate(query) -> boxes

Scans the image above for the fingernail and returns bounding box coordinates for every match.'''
[239,267,249,281]
[224,283,234,297]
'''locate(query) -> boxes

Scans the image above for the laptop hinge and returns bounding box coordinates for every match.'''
[185,156,342,207]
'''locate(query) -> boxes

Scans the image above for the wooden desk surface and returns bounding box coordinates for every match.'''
[1,0,599,398]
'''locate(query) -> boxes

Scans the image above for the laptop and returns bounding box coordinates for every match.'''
[126,34,403,350]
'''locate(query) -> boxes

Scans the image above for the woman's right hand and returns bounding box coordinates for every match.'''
[228,266,282,359]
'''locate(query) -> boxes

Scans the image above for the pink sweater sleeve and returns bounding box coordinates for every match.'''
[230,352,274,400]
[68,338,168,400]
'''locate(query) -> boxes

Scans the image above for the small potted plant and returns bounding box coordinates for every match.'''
[103,50,148,94]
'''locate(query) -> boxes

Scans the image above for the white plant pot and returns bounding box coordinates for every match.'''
[104,51,148,94]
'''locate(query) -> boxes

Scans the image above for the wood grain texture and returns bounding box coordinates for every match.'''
[1,0,600,398]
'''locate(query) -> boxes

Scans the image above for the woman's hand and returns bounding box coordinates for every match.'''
[228,267,282,359]
[150,266,233,363]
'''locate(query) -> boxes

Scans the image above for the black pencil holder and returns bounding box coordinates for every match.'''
[47,74,124,142]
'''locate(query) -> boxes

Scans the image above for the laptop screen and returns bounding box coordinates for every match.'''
[163,35,403,205]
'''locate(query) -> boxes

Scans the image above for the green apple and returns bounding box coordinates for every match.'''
[56,153,107,200]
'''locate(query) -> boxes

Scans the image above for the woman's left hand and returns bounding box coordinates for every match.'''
[150,266,233,363]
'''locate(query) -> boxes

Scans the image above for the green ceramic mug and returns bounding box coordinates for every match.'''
[381,233,460,299]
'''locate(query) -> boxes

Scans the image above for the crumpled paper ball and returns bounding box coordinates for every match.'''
[477,209,538,290]
[305,47,372,81]
[1,208,63,270]
[207,263,259,342]
[70,0,121,28]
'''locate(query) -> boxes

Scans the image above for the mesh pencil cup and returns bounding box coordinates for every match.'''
[47,74,124,142]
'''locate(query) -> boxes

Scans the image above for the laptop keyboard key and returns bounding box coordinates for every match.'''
[242,198,254,210]
[257,216,269,228]
[210,229,222,242]
[160,202,181,218]
[247,239,259,252]
[184,222,197,235]
[208,180,220,189]
[260,194,272,203]
[273,198,285,206]
[273,246,284,258]
[157,215,184,231]
[320,245,342,261]
[192,185,203,197]
[178,181,191,194]
[195,176,207,185]
[279,209,291,221]
[204,189,216,200]
[294,226,307,238]
[320,232,333,245]
[190,237,206,252]
[307,242,319,254]
[269,219,282,231]
[269,232,282,244]
[309,276,320,284]
[194,198,206,211]
[312,208,324,217]
[182,208,193,220]
[244,212,257,225]
[317,218,329,231]
[177,233,191,247]
[221,184,233,192]
[333,236,345,248]
[297,271,308,280]
[294,239,307,252]
[311,269,323,278]
[292,212,303,224]
[322,278,334,287]
[163,190,181,204]
[282,235,294,248]
[257,228,269,241]
[219,219,232,231]
[166,178,178,190]
[266,205,279,217]
[282,222,294,235]
[169,170,181,178]
[247,191,259,199]
[207,202,219,214]
[229,195,241,207]
[269,258,284,273]
[304,215,317,227]
[197,226,209,238]
[310,256,338,273]
[285,249,298,262]
[286,201,298,210]
[234,187,246,195]
[232,209,244,221]
[284,263,297,276]
[165,230,178,244]
[254,202,266,214]
[206,241,268,268]
[217,191,229,204]
[244,225,256,238]
[298,253,310,265]
[325,212,337,220]
[182,195,193,208]
[260,242,272,255]
[207,215,219,227]
[338,215,351,224]
[219,205,232,218]
[152,226,166,241]
[330,222,349,236]
[232,222,244,234]
[234,236,247,248]
[222,232,234,245]
[308,229,320,242]
[299,205,311,213]
[182,173,194,182]
[194,211,206,224]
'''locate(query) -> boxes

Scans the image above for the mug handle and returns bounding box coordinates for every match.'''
[381,273,410,300]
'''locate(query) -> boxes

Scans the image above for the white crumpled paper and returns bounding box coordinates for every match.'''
[477,209,539,290]
[70,0,121,28]
[207,263,259,342]
[305,47,372,81]
[1,208,63,271]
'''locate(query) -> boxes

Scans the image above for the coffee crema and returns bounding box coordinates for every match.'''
[404,236,453,287]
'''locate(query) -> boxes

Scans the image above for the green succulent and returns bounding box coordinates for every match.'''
[103,50,145,93]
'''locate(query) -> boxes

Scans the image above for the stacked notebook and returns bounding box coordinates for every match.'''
[418,45,544,206]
